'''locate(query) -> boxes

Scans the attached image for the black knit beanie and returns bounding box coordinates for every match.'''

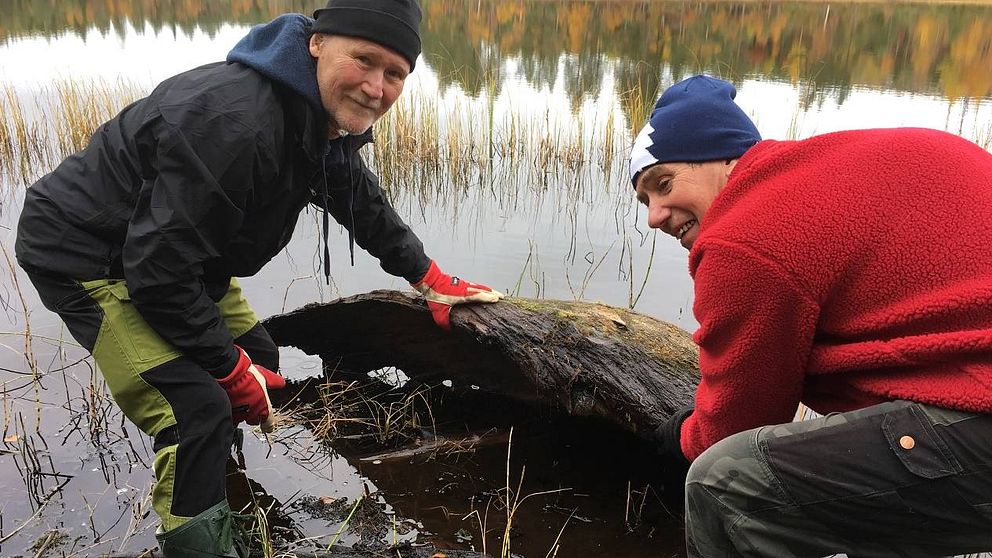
[312,0,422,71]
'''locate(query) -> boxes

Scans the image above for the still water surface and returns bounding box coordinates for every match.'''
[1,1,991,556]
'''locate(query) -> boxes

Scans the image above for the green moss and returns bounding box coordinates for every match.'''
[505,297,700,369]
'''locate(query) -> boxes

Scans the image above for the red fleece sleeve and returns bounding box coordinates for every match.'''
[681,241,821,461]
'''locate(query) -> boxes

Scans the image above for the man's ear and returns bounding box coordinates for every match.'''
[724,158,739,178]
[308,33,323,57]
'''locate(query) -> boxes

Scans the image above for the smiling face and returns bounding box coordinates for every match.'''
[634,160,737,250]
[308,34,410,138]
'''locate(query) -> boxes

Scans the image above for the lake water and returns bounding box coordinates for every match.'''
[1,1,991,556]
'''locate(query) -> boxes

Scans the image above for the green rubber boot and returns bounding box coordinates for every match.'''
[155,500,249,558]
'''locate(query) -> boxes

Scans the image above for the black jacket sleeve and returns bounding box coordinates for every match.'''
[322,151,431,283]
[124,110,274,374]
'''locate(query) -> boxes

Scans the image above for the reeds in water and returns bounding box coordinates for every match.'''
[1,78,632,203]
[0,80,144,189]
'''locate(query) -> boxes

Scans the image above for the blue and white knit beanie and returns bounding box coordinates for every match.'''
[629,75,761,186]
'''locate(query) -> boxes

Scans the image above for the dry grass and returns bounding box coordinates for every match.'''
[0,78,631,200]
[0,80,144,188]
[276,371,439,460]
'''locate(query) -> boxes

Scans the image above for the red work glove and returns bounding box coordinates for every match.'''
[216,346,286,432]
[411,260,504,330]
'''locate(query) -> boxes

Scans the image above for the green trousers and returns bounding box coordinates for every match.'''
[27,273,279,535]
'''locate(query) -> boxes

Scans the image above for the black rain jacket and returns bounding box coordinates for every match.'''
[15,14,430,374]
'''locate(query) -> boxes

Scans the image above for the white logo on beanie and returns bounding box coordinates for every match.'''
[629,121,658,184]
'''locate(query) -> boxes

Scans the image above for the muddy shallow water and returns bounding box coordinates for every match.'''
[257,377,686,557]
[2,0,992,556]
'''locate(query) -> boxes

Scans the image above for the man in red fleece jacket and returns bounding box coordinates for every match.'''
[630,75,992,557]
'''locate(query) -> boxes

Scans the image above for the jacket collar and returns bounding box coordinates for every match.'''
[293,100,375,162]
[295,100,328,161]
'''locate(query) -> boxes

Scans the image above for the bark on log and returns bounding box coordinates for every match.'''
[263,290,700,438]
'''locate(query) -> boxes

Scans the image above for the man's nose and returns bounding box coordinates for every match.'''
[646,201,670,231]
[361,71,385,100]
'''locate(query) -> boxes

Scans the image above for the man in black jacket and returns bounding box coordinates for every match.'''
[15,1,502,555]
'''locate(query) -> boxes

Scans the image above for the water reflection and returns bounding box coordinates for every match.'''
[5,1,992,108]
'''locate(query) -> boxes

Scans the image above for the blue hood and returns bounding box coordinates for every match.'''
[227,14,323,111]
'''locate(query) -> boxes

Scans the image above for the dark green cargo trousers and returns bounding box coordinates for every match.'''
[27,272,279,533]
[684,400,992,557]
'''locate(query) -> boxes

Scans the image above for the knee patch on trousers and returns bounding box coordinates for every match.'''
[153,443,188,532]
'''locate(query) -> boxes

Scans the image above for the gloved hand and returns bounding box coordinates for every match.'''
[411,260,504,330]
[216,346,286,432]
[653,405,694,490]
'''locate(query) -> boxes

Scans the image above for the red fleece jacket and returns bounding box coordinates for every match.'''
[681,128,992,461]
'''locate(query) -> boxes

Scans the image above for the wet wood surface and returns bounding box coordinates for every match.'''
[263,290,700,438]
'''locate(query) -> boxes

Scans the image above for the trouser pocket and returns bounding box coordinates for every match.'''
[881,404,992,545]
[881,402,961,478]
[764,401,992,555]
[84,279,182,370]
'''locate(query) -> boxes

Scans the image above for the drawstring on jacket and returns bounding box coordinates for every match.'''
[320,163,331,285]
[346,145,356,267]
[318,138,358,285]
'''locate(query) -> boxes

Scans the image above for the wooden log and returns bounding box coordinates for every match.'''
[263,290,699,438]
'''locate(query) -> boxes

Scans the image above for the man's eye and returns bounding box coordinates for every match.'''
[658,179,672,192]
[356,56,371,65]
